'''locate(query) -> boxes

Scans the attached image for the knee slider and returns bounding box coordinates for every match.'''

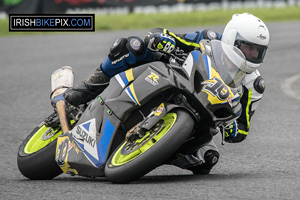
[126,36,146,57]
[108,37,128,60]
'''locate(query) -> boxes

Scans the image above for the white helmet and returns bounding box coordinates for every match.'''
[221,13,270,73]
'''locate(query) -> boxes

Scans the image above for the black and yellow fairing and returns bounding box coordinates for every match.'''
[195,40,242,125]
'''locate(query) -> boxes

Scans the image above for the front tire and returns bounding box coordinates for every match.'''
[105,109,194,183]
[17,113,63,180]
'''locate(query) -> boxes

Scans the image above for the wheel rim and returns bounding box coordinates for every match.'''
[24,119,77,155]
[110,113,177,166]
[24,124,63,154]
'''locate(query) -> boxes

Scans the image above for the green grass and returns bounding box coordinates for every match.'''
[1,6,300,37]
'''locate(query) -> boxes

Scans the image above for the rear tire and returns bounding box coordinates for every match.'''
[17,113,63,180]
[105,109,194,183]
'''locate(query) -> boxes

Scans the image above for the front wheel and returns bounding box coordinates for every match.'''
[17,112,64,180]
[105,109,194,183]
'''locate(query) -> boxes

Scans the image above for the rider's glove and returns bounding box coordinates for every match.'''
[224,121,238,143]
[151,33,176,53]
[224,121,247,143]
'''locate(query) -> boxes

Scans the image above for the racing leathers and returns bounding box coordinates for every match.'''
[63,27,265,174]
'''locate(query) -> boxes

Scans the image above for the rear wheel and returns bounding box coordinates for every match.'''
[17,113,66,180]
[105,109,194,183]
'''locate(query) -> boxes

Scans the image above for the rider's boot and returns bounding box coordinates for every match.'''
[167,139,219,175]
[64,36,153,107]
[187,150,219,175]
[64,65,110,106]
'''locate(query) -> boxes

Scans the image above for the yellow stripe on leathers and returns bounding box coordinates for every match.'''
[164,29,200,48]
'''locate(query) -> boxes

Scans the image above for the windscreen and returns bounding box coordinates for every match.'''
[210,40,247,88]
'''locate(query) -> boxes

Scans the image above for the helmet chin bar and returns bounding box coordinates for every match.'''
[245,60,260,74]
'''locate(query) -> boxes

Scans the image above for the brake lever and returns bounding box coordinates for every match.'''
[220,126,225,145]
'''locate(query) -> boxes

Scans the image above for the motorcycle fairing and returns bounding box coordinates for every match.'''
[55,113,121,176]
[71,116,116,167]
[201,58,234,105]
[194,41,241,123]
[105,62,176,120]
[55,62,181,176]
[55,40,243,177]
[178,43,241,124]
[55,84,124,176]
[56,132,106,177]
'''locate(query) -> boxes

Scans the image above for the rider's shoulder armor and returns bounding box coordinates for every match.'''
[242,70,265,100]
[253,76,265,94]
[202,29,219,40]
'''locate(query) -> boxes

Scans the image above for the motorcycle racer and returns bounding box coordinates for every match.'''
[56,13,270,175]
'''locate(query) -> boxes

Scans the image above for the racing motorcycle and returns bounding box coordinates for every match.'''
[17,39,246,183]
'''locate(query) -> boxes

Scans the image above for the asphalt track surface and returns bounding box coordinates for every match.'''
[1,21,300,200]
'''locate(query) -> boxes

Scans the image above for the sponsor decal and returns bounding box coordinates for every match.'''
[154,103,165,116]
[145,72,159,86]
[202,77,229,100]
[55,137,79,175]
[257,34,266,40]
[76,126,96,148]
[72,118,99,160]
[56,137,70,166]
[227,96,233,107]
[258,25,266,30]
[199,42,205,51]
[9,14,94,32]
[112,38,121,47]
[111,53,129,65]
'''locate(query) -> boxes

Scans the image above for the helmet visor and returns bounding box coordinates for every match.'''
[235,40,268,64]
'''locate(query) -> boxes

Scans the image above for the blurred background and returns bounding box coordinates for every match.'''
[0,0,299,36]
[0,0,300,15]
